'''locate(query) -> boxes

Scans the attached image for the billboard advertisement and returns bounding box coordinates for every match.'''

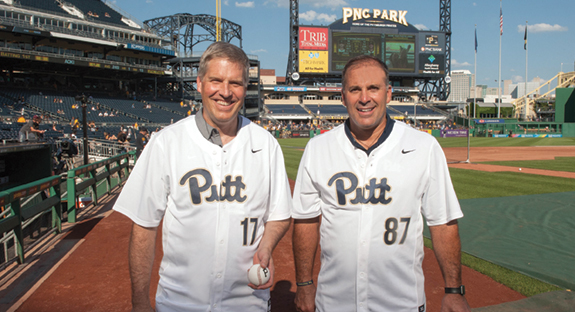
[299,50,328,73]
[418,54,445,76]
[296,7,447,79]
[299,27,329,50]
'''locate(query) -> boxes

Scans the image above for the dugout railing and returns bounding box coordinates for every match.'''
[66,152,132,223]
[0,152,133,268]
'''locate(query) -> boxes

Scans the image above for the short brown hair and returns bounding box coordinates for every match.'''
[198,42,250,86]
[341,55,389,89]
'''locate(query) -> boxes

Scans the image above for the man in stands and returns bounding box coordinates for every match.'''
[134,127,148,158]
[19,115,45,142]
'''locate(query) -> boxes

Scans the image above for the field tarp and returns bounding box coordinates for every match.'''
[425,191,575,290]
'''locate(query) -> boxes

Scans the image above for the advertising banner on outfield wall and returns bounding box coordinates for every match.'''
[291,130,311,138]
[299,50,328,73]
[442,129,468,138]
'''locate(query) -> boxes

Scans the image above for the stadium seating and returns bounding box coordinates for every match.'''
[17,0,67,15]
[266,104,309,115]
[65,0,127,28]
[305,104,347,116]
[16,0,129,29]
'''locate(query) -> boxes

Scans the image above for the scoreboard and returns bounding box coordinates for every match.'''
[297,7,447,79]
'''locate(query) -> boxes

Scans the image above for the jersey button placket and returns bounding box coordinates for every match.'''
[357,151,370,310]
[211,147,226,310]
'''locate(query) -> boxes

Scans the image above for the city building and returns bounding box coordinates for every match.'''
[509,81,542,98]
[448,70,475,102]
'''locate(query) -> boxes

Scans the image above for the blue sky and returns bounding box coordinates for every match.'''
[112,0,573,88]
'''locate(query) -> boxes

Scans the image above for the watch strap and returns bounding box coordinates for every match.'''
[445,285,465,295]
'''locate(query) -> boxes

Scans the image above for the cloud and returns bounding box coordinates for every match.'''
[300,10,337,23]
[510,68,516,72]
[414,24,428,30]
[251,49,267,54]
[235,1,255,8]
[452,60,471,67]
[473,2,477,6]
[224,0,229,5]
[145,0,152,3]
[302,0,348,9]
[517,23,568,33]
[512,75,524,83]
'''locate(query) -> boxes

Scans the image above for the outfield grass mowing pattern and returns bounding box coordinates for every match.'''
[480,157,575,173]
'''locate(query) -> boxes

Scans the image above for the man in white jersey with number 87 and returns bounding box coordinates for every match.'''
[114,42,292,312]
[292,55,471,312]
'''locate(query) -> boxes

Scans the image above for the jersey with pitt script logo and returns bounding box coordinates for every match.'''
[114,116,292,312]
[292,120,463,312]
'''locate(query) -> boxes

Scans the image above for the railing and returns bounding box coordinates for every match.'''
[0,148,134,268]
[0,176,62,264]
[65,152,132,223]
[0,46,165,72]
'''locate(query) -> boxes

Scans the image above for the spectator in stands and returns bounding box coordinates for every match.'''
[19,115,45,142]
[134,127,149,158]
[104,131,117,141]
[52,122,64,136]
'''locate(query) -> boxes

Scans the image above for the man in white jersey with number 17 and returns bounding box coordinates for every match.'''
[292,55,471,312]
[113,42,292,312]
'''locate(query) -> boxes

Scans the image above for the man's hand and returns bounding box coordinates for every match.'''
[295,283,316,312]
[248,250,274,290]
[441,294,471,312]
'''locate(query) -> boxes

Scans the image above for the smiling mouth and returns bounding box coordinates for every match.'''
[216,100,234,107]
[358,107,374,112]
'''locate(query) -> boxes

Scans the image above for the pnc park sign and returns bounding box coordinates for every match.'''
[342,7,408,26]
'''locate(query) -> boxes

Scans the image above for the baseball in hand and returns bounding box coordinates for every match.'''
[248,264,270,286]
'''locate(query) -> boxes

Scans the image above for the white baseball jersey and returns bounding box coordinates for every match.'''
[292,118,463,312]
[114,116,292,312]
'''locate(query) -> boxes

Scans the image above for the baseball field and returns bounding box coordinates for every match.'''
[278,136,575,308]
[7,137,575,311]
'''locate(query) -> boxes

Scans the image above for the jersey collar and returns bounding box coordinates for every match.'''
[344,114,395,155]
[195,108,242,147]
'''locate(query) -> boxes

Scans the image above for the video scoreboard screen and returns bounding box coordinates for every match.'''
[298,9,447,79]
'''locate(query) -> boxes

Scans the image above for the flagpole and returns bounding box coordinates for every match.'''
[474,24,477,119]
[524,21,529,121]
[498,0,502,118]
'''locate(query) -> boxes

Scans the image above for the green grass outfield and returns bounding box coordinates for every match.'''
[436,137,575,148]
[278,137,575,296]
[480,157,575,173]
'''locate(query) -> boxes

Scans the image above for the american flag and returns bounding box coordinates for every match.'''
[499,6,503,35]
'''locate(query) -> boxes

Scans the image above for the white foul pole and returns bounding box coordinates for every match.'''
[524,21,528,121]
[498,0,502,118]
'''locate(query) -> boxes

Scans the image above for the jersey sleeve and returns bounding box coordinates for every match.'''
[421,140,464,226]
[113,133,169,227]
[292,144,322,219]
[264,140,292,222]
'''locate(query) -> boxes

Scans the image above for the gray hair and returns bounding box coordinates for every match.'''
[198,42,250,86]
[341,55,389,89]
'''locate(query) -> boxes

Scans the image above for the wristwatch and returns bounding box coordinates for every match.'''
[445,285,465,295]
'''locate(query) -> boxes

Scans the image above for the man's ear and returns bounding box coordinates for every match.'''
[196,76,202,94]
